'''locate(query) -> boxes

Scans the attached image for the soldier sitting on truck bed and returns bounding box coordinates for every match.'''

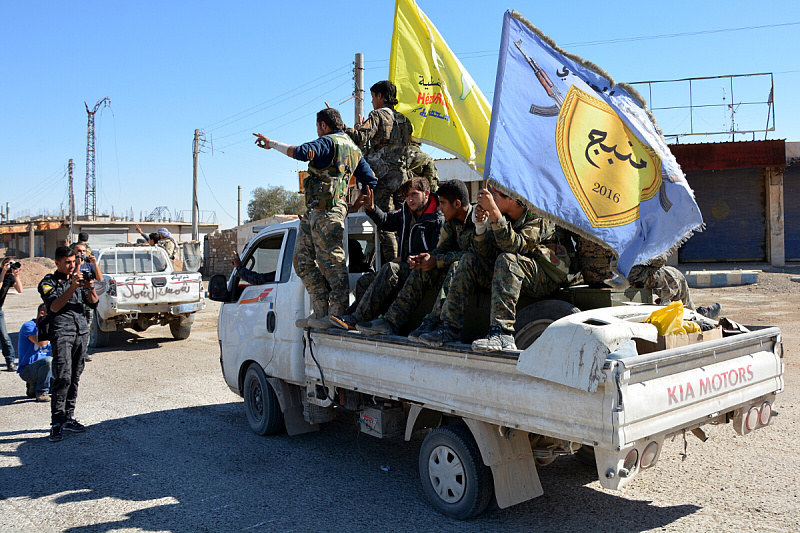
[575,237,720,319]
[328,176,444,331]
[419,184,572,351]
[356,179,478,337]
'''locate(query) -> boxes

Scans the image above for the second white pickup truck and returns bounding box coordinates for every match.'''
[209,214,784,519]
[92,245,205,347]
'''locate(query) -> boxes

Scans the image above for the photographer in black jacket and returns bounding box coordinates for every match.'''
[38,246,98,442]
[1,258,23,371]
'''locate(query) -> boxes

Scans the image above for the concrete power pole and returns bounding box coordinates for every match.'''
[354,53,364,125]
[192,129,200,241]
[68,159,76,244]
[237,186,241,227]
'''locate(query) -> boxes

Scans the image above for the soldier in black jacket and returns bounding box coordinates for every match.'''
[38,246,98,442]
[330,176,444,330]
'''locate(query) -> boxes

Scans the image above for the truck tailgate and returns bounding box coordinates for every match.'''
[114,273,203,306]
[615,327,783,446]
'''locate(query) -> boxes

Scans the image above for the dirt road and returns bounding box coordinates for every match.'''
[0,272,797,532]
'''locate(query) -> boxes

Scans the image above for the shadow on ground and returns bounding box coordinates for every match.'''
[0,403,699,532]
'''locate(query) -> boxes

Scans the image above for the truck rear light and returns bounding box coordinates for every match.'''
[640,442,659,469]
[745,407,759,431]
[619,449,638,477]
[759,402,772,426]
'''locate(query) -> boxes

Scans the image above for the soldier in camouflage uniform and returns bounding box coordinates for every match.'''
[356,180,475,337]
[329,176,443,330]
[421,186,571,350]
[628,255,694,308]
[346,80,412,264]
[407,142,438,192]
[254,108,376,328]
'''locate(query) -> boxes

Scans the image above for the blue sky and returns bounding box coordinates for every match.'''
[2,0,798,229]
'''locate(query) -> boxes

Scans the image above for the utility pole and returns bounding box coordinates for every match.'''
[85,97,110,220]
[192,129,200,240]
[354,53,364,125]
[237,185,241,227]
[68,159,75,244]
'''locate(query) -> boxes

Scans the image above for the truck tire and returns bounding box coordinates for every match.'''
[419,425,494,519]
[514,299,580,350]
[89,313,112,349]
[169,323,192,340]
[243,364,284,436]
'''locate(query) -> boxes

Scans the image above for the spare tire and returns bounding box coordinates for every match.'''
[514,300,580,350]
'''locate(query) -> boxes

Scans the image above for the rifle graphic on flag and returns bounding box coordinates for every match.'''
[389,0,492,171]
[485,11,703,278]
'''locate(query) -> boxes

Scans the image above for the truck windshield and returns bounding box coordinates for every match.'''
[100,248,170,275]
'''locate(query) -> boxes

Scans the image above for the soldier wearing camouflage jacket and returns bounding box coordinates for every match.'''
[408,143,438,192]
[254,108,376,326]
[346,81,412,263]
[465,186,572,352]
[355,180,475,337]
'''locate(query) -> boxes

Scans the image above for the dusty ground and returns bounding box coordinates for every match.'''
[0,269,797,532]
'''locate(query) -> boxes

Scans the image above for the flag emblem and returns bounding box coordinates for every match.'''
[556,86,662,227]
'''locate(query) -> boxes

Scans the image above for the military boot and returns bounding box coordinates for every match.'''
[296,299,329,328]
[308,301,346,330]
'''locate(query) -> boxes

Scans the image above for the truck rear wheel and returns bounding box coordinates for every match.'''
[419,425,493,519]
[169,323,192,340]
[514,300,580,350]
[243,364,284,436]
[89,313,113,348]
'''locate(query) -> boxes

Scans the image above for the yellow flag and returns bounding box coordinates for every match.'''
[389,0,491,171]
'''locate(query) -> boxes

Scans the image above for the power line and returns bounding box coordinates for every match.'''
[202,63,351,132]
[198,162,236,220]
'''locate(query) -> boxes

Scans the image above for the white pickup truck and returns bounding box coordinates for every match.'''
[92,245,205,347]
[208,213,784,519]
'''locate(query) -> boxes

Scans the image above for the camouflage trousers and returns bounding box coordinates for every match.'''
[628,264,694,309]
[374,167,408,264]
[351,261,411,323]
[293,201,349,316]
[491,253,559,333]
[384,265,448,329]
[439,253,495,331]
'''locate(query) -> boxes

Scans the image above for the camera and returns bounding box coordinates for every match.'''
[80,254,90,262]
[82,271,93,281]
[10,261,21,269]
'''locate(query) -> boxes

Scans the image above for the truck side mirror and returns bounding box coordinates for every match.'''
[208,274,230,302]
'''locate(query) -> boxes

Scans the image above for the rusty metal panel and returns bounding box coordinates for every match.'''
[679,169,766,261]
[669,140,785,171]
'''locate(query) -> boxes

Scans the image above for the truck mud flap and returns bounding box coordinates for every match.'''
[463,418,543,509]
[266,377,319,436]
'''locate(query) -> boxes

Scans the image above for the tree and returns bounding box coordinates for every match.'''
[247,186,306,221]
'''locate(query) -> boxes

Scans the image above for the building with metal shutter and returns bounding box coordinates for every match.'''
[669,140,787,265]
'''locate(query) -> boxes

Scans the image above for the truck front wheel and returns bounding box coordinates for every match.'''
[169,323,192,340]
[418,425,493,519]
[243,364,284,436]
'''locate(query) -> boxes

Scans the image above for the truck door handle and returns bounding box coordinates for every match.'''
[267,311,276,333]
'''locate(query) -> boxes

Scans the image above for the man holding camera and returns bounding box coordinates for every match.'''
[71,242,102,361]
[38,246,98,442]
[1,258,23,371]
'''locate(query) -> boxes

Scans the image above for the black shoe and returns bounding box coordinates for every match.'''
[26,382,35,398]
[329,314,358,331]
[419,325,460,347]
[4,359,16,372]
[408,316,441,342]
[84,354,93,362]
[49,423,64,442]
[63,419,87,433]
[356,318,398,336]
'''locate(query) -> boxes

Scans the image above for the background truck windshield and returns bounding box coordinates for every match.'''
[100,248,169,275]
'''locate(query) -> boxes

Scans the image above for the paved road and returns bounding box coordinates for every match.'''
[0,277,797,532]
